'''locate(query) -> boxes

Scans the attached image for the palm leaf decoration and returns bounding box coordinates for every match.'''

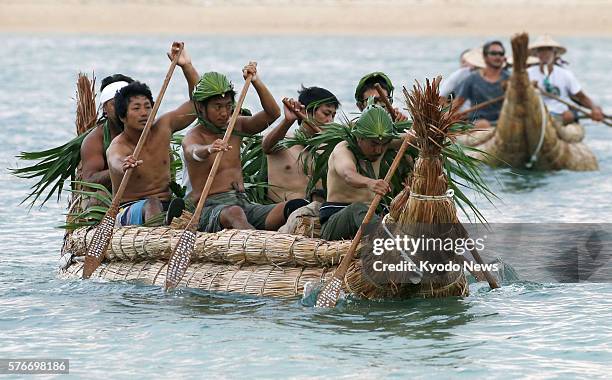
[283,105,495,221]
[11,129,93,208]
[281,114,416,209]
[241,135,273,204]
[60,180,112,230]
[12,72,97,208]
[60,180,169,230]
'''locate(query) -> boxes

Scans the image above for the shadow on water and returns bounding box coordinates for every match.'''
[494,167,556,193]
[169,286,477,341]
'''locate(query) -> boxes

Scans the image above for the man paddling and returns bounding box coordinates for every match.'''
[81,74,134,191]
[262,86,340,203]
[452,40,510,129]
[321,105,414,240]
[182,64,289,232]
[106,43,199,226]
[355,72,409,121]
[527,35,604,124]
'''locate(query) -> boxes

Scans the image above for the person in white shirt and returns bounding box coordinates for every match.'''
[527,35,603,124]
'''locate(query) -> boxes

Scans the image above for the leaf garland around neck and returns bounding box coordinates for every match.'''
[102,120,112,156]
[345,133,377,179]
[194,103,250,138]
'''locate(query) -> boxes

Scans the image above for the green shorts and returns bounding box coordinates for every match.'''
[197,190,276,232]
[320,202,379,241]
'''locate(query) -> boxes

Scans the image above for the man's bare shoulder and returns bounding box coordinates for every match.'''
[182,126,208,147]
[150,116,176,136]
[234,115,249,132]
[107,134,131,157]
[331,140,351,156]
[81,124,104,148]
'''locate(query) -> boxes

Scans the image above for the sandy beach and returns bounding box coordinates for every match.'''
[1,0,611,36]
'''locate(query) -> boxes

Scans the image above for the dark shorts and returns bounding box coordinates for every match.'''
[320,202,379,241]
[198,191,276,232]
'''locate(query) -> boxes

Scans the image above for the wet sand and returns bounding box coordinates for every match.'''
[1,0,611,36]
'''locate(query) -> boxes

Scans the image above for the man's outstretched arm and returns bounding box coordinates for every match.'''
[239,62,281,135]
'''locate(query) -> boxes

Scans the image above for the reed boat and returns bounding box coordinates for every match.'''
[457,33,598,171]
[58,78,477,301]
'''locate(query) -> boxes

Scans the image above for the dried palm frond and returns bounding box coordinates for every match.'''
[386,79,497,223]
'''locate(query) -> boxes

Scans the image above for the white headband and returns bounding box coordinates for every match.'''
[99,81,130,105]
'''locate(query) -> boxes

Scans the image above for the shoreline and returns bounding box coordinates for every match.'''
[1,2,612,36]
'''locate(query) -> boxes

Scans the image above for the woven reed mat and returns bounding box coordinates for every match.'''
[61,260,335,298]
[60,259,467,299]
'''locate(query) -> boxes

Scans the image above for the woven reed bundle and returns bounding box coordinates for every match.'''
[61,260,335,298]
[60,257,465,299]
[351,78,469,299]
[292,216,321,238]
[76,73,97,136]
[555,122,585,144]
[65,226,351,267]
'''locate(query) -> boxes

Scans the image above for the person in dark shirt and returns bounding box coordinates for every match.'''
[452,40,509,129]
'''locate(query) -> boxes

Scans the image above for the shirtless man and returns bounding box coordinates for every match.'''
[182,63,286,232]
[355,72,409,122]
[262,86,340,204]
[320,105,413,240]
[81,74,134,190]
[106,43,199,226]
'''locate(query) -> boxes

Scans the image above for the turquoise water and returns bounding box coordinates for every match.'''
[1,35,611,378]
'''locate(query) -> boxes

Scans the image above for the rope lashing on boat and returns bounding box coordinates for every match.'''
[409,189,454,201]
[526,89,548,169]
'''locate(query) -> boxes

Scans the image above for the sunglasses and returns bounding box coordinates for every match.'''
[486,51,505,57]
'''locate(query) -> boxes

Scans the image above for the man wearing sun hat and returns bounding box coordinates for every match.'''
[527,34,603,124]
[439,47,485,110]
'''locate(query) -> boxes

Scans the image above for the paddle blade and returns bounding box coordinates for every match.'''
[82,212,116,278]
[165,230,196,290]
[314,277,343,308]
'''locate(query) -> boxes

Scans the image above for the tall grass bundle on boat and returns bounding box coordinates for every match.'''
[346,78,472,299]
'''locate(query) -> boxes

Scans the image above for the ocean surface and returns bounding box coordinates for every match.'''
[1,35,611,379]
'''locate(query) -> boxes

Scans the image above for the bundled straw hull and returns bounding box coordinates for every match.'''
[59,225,467,299]
[458,33,598,171]
[57,72,469,301]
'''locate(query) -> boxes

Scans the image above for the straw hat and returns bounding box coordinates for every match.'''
[462,47,486,68]
[529,35,567,55]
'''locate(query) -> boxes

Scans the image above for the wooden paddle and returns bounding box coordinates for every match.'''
[82,42,184,279]
[374,83,398,121]
[315,131,413,308]
[165,68,254,290]
[459,95,505,118]
[281,98,322,134]
[540,91,611,126]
